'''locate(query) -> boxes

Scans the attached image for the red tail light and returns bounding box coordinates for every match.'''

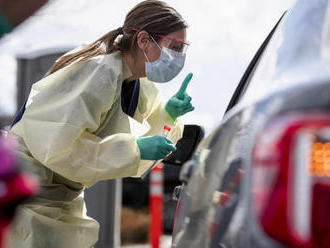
[252,112,330,248]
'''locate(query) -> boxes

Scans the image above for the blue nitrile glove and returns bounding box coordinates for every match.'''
[165,73,195,121]
[136,135,177,160]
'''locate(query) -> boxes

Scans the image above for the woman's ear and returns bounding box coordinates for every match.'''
[137,31,150,51]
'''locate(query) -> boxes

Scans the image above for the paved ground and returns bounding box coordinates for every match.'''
[121,235,172,248]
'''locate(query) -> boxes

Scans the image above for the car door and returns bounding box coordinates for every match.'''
[204,12,287,247]
[171,13,286,247]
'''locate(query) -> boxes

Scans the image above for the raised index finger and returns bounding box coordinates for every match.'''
[176,72,193,97]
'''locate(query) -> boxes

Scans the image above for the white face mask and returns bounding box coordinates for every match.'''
[143,40,186,83]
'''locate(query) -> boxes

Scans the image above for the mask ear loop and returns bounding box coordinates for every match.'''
[142,35,162,62]
[142,49,150,62]
[141,37,151,62]
[149,35,162,51]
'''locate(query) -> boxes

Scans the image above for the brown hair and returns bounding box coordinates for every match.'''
[49,0,187,74]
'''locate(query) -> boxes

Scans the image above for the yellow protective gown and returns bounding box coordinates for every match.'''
[8,51,183,248]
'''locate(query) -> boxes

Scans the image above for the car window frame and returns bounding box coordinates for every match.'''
[224,12,287,114]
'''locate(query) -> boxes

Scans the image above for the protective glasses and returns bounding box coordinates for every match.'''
[157,34,190,53]
[132,28,190,53]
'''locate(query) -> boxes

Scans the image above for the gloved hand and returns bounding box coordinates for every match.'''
[165,73,194,121]
[136,135,177,160]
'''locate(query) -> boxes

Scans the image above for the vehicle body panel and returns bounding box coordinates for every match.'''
[172,0,330,247]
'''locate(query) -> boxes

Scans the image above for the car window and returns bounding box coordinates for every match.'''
[224,13,286,114]
[239,0,330,106]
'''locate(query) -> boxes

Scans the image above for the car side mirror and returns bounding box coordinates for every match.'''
[163,124,204,166]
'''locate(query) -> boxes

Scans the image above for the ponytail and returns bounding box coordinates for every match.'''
[48,27,123,74]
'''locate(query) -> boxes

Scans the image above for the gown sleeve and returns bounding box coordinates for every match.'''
[11,56,141,186]
[133,78,184,176]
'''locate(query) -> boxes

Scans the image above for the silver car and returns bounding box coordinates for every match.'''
[172,0,330,247]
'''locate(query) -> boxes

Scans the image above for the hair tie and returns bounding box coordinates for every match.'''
[114,28,124,46]
[117,27,123,34]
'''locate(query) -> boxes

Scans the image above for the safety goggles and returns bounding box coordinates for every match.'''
[132,28,190,53]
[157,34,190,53]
